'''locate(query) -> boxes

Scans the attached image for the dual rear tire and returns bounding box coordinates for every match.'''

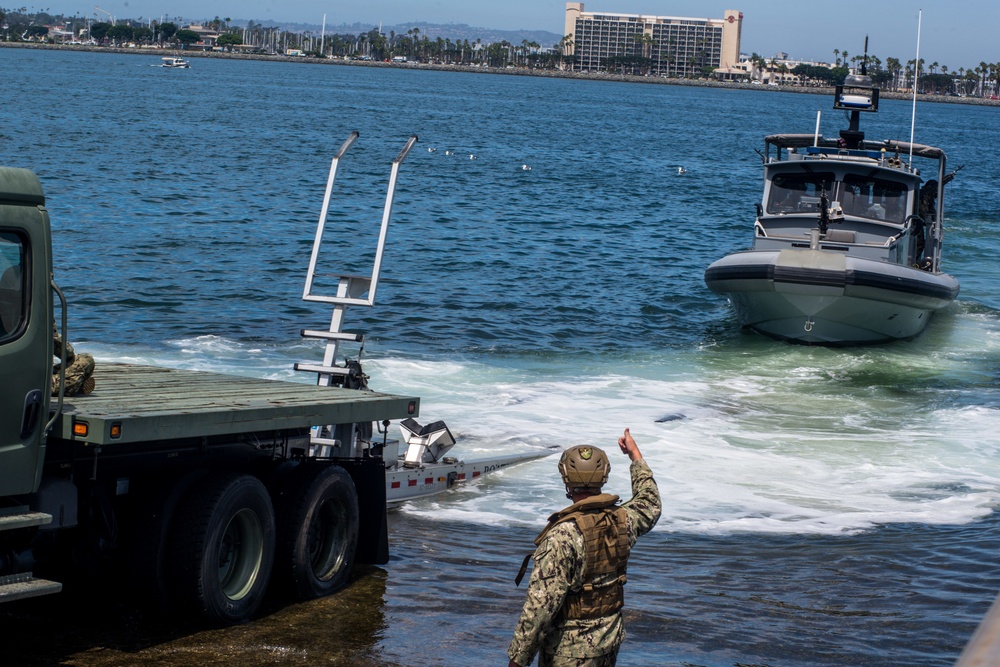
[168,473,275,625]
[273,463,360,600]
[163,464,358,625]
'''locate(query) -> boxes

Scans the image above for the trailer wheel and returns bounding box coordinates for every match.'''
[168,473,275,625]
[274,463,359,600]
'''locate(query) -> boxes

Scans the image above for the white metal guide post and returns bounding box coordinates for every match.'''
[296,132,418,387]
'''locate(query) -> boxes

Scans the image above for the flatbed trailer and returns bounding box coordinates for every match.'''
[52,363,416,446]
[3,362,419,624]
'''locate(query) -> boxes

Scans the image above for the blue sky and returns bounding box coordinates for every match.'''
[38,1,997,70]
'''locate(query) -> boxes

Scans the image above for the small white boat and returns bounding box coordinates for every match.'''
[705,60,960,345]
[161,57,190,69]
[383,419,549,505]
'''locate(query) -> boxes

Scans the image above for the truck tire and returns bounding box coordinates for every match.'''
[125,469,207,612]
[168,472,275,625]
[273,463,359,600]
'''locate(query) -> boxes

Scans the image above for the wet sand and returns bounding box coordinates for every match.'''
[2,566,395,667]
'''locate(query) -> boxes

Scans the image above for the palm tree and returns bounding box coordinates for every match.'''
[833,48,840,66]
[885,57,901,91]
[558,34,574,70]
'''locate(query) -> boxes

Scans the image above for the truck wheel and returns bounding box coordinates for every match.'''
[274,463,359,600]
[168,473,275,625]
[125,470,206,612]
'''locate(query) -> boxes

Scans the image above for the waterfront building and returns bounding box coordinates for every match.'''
[715,54,838,85]
[182,24,220,47]
[564,2,742,77]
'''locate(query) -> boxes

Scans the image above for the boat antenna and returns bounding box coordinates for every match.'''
[836,38,874,149]
[909,9,922,165]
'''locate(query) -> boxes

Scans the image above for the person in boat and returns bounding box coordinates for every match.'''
[507,428,661,667]
[52,325,95,396]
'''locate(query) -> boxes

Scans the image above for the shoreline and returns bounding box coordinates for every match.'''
[4,41,999,108]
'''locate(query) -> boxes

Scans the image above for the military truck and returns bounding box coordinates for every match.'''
[0,164,420,625]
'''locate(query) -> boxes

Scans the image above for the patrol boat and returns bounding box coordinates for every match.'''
[704,61,960,345]
[295,132,548,504]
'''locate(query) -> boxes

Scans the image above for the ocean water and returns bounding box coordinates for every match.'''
[3,47,1000,666]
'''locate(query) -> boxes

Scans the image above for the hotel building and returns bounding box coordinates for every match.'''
[564,3,743,77]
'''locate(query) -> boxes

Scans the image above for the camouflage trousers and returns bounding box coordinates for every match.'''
[52,352,95,396]
[538,651,618,667]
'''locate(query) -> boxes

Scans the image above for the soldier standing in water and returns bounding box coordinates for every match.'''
[507,428,661,667]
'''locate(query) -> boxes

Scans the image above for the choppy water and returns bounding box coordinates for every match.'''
[3,47,1000,666]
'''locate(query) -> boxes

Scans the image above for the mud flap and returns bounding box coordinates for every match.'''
[340,456,389,565]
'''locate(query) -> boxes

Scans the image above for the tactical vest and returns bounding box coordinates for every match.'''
[515,493,631,620]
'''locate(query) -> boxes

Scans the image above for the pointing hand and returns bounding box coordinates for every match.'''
[618,428,642,461]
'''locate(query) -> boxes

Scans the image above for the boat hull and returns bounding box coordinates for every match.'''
[385,451,549,505]
[704,249,960,345]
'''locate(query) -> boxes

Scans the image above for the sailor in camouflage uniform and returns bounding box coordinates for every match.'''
[52,325,95,396]
[507,428,661,667]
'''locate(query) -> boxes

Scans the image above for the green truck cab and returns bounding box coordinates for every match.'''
[0,167,419,624]
[0,168,52,499]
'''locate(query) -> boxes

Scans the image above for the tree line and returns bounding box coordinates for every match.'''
[0,8,555,67]
[749,49,1000,97]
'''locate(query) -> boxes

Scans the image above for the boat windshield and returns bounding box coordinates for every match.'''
[766,172,836,214]
[840,174,908,223]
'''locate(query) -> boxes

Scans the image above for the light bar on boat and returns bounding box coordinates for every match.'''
[834,75,879,113]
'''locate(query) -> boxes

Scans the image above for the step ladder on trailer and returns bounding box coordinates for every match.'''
[296,132,418,459]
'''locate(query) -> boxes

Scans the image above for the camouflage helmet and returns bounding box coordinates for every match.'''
[558,445,611,490]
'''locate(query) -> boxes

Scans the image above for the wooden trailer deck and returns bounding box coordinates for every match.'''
[50,363,418,446]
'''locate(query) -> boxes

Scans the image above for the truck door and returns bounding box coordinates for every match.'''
[0,168,53,496]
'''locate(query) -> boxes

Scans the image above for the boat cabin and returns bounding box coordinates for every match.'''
[752,134,947,271]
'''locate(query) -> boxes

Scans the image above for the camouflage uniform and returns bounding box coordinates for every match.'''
[52,326,95,396]
[508,458,661,667]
